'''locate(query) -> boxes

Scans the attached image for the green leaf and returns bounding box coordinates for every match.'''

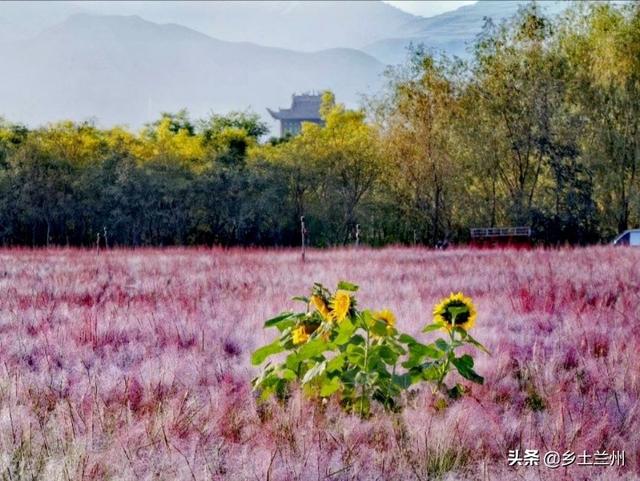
[398,333,418,345]
[402,341,443,369]
[337,281,359,292]
[421,363,441,381]
[378,344,398,364]
[297,338,328,360]
[275,319,296,333]
[422,343,444,359]
[284,352,300,371]
[319,376,342,396]
[279,368,297,381]
[302,361,327,384]
[371,319,390,337]
[326,353,345,372]
[359,310,374,329]
[354,371,377,386]
[435,338,449,352]
[422,322,445,333]
[334,318,356,345]
[392,373,412,390]
[264,312,294,328]
[252,365,275,389]
[401,358,420,369]
[291,296,309,303]
[386,339,407,355]
[455,353,473,368]
[251,340,284,365]
[257,379,281,400]
[451,355,484,384]
[346,344,366,366]
[406,368,426,384]
[412,341,444,359]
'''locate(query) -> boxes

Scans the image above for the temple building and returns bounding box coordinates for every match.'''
[267,93,324,137]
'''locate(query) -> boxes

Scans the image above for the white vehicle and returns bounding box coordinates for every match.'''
[612,229,640,246]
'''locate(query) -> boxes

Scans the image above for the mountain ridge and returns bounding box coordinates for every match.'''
[0,1,421,51]
[363,0,571,64]
[0,13,384,129]
[0,1,580,128]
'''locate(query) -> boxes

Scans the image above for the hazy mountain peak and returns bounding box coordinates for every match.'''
[0,1,420,51]
[0,13,384,128]
[363,0,572,64]
[0,0,578,128]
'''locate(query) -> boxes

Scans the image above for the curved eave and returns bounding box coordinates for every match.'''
[266,108,283,120]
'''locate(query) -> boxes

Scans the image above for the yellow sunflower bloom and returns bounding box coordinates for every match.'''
[373,309,396,337]
[433,292,477,332]
[376,309,396,328]
[310,294,331,321]
[330,290,351,323]
[292,325,310,345]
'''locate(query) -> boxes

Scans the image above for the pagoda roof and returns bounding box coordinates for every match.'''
[268,94,322,121]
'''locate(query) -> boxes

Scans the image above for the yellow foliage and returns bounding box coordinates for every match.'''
[140,117,206,165]
[34,121,105,166]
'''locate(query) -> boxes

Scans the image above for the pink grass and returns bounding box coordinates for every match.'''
[0,246,638,480]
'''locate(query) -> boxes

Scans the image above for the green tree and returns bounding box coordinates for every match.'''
[560,2,640,236]
[255,92,384,245]
[377,51,463,245]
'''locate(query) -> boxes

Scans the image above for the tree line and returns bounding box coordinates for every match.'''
[0,2,638,247]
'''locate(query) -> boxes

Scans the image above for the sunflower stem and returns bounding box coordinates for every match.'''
[436,313,457,393]
[360,326,370,417]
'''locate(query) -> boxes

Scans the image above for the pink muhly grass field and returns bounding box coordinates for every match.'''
[0,246,638,480]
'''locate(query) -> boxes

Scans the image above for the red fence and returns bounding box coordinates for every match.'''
[469,226,532,248]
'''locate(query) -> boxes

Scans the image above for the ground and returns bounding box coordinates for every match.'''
[0,246,638,480]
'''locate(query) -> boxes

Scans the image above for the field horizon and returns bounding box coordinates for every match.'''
[0,245,638,480]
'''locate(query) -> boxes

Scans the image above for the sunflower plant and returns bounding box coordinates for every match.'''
[251,283,488,416]
[409,292,490,398]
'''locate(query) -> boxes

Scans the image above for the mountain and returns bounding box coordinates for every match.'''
[0,1,582,128]
[76,1,418,52]
[0,1,418,51]
[0,14,385,129]
[363,1,571,64]
[0,2,83,41]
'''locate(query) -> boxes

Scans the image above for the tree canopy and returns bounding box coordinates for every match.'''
[0,2,638,247]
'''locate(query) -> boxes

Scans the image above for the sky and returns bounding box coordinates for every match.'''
[385,1,477,17]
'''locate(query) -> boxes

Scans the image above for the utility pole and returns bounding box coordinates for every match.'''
[96,233,101,253]
[300,216,307,262]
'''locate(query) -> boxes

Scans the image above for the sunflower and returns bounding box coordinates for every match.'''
[292,325,310,345]
[373,309,396,337]
[330,290,351,323]
[376,309,396,328]
[433,292,477,332]
[310,294,331,321]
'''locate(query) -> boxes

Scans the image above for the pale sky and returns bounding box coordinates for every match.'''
[384,1,477,17]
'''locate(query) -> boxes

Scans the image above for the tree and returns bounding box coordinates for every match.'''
[469,6,562,225]
[377,51,463,245]
[140,111,205,167]
[255,91,384,245]
[7,142,77,246]
[0,2,634,247]
[200,110,269,142]
[559,2,640,236]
